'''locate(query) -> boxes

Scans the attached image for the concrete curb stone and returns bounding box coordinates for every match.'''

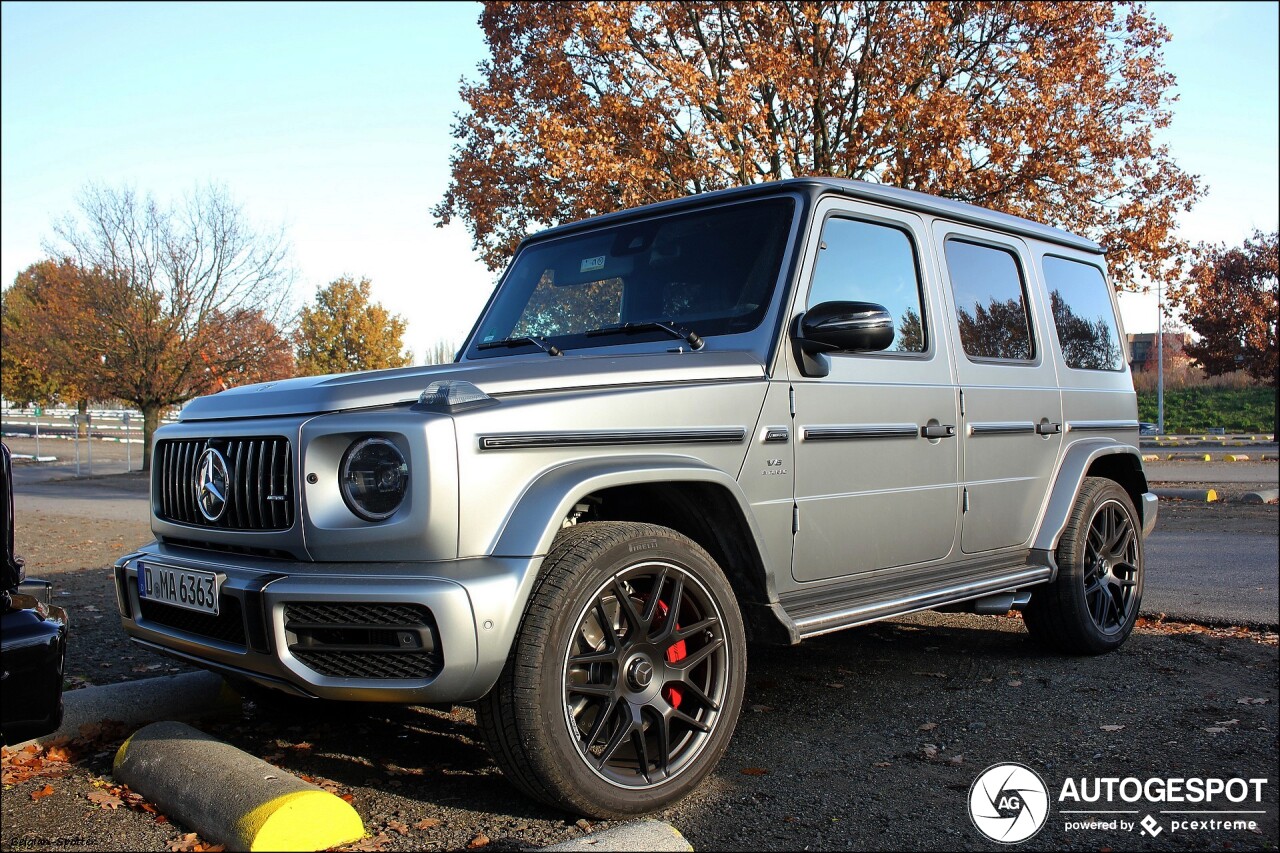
[542,820,694,851]
[9,671,239,750]
[1152,487,1218,502]
[114,721,364,852]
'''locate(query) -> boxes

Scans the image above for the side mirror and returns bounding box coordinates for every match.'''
[793,301,894,377]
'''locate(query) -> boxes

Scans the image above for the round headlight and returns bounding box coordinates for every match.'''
[340,437,409,521]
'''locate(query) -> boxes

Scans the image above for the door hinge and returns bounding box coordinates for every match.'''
[788,385,796,418]
[962,487,970,513]
[792,504,799,534]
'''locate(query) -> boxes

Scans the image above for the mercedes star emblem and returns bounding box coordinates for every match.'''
[195,448,230,522]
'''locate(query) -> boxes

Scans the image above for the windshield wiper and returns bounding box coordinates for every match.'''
[476,336,563,356]
[584,321,704,350]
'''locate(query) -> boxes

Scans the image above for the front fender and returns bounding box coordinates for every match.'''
[488,454,771,560]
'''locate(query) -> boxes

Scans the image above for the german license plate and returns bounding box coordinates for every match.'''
[137,562,220,616]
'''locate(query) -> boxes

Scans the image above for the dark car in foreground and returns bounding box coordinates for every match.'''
[1,442,69,744]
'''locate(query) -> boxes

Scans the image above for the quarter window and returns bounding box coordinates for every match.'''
[1043,256,1124,371]
[807,217,926,353]
[945,239,1034,361]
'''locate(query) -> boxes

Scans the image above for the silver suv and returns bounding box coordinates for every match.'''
[115,179,1156,817]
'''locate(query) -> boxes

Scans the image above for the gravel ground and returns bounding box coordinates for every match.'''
[2,444,1277,851]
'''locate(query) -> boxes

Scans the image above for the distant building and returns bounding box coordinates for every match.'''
[1127,332,1192,372]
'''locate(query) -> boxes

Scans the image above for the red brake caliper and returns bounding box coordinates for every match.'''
[654,599,687,708]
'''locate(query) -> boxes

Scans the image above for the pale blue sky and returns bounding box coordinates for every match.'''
[2,1,1277,352]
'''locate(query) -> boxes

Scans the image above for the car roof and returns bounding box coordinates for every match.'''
[526,177,1103,255]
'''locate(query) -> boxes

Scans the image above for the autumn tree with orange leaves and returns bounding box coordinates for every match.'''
[1177,231,1278,386]
[437,1,1201,291]
[18,183,298,471]
[1,259,94,410]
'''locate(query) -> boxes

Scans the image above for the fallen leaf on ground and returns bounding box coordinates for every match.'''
[873,761,892,767]
[913,672,948,679]
[1237,697,1270,705]
[739,767,769,776]
[1007,680,1023,687]
[415,818,441,830]
[1101,725,1125,732]
[918,722,938,731]
[1214,719,1240,727]
[947,754,965,766]
[88,789,123,809]
[386,820,410,836]
[30,784,55,800]
[467,833,490,849]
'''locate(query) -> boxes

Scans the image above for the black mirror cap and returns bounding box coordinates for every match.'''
[798,301,895,353]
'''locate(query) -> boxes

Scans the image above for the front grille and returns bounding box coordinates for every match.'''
[138,595,247,647]
[285,602,441,681]
[156,437,294,531]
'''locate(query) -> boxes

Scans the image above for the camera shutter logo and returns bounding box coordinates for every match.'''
[969,762,1050,843]
[195,448,230,522]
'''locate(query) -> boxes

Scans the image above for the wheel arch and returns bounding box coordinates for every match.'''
[489,455,799,645]
[1033,441,1150,555]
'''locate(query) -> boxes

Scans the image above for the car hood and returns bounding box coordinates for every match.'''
[177,351,768,421]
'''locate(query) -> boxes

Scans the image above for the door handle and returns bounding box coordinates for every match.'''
[1036,421,1062,436]
[921,424,957,439]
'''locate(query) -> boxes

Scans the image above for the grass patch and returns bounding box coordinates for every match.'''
[1137,386,1276,433]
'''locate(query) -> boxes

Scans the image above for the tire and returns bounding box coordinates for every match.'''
[477,521,747,818]
[1024,477,1144,654]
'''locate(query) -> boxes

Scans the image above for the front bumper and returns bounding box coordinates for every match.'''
[114,543,541,703]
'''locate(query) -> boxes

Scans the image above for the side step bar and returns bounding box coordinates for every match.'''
[790,566,1052,639]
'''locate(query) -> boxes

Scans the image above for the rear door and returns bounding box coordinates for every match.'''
[933,224,1064,554]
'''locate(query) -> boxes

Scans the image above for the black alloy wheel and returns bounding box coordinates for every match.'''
[563,559,730,788]
[1023,477,1145,654]
[477,521,747,818]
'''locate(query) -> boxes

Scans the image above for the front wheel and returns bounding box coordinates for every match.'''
[1024,477,1145,654]
[477,522,747,817]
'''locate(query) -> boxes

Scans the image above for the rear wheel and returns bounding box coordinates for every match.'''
[1024,477,1144,654]
[477,521,747,817]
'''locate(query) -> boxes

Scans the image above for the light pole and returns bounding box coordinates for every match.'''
[1157,277,1165,435]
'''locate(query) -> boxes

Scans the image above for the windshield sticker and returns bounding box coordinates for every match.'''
[580,255,606,273]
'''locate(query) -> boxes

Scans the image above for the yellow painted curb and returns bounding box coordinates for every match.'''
[1224,454,1250,462]
[1142,454,1160,462]
[1206,489,1219,502]
[238,789,365,852]
[1167,453,1211,462]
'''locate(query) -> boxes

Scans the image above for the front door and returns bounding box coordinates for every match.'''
[790,200,961,582]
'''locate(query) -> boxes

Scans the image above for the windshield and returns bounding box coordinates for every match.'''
[466,198,795,357]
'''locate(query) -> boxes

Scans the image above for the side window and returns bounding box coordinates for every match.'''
[807,217,926,353]
[944,239,1034,361]
[1043,256,1124,371]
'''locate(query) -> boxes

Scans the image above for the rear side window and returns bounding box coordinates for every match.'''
[944,239,1034,361]
[1043,256,1124,371]
[807,217,926,353]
